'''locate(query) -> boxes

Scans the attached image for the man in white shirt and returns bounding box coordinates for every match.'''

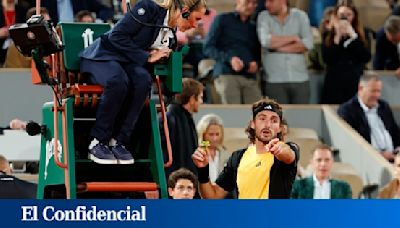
[257,0,313,104]
[338,72,400,162]
[291,144,352,199]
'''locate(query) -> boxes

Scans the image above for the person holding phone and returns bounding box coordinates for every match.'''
[320,0,371,104]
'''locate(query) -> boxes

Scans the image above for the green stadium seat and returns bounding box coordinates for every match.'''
[57,23,111,107]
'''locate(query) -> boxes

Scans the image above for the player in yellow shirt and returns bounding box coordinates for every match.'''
[192,98,299,199]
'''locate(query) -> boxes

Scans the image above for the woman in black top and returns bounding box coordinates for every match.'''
[321,1,371,104]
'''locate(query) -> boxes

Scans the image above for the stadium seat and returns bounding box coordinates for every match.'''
[57,23,110,107]
[287,127,319,141]
[331,162,365,198]
[291,138,322,168]
[223,127,249,153]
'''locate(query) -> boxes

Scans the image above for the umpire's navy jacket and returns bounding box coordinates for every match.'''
[80,0,167,66]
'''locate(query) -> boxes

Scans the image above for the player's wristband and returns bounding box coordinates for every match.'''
[197,165,210,184]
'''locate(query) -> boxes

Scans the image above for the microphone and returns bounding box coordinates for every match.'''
[25,121,43,136]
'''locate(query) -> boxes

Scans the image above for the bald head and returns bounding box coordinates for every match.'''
[0,154,11,175]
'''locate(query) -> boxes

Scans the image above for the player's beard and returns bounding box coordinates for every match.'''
[255,128,276,144]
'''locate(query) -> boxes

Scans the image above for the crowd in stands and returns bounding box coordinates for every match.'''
[1,0,399,105]
[3,0,400,200]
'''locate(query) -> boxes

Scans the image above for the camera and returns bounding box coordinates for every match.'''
[9,15,63,57]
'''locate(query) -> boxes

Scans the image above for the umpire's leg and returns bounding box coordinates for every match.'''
[116,63,152,145]
[81,59,129,143]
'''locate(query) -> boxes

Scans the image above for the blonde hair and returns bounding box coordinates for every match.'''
[196,113,224,149]
[157,0,207,13]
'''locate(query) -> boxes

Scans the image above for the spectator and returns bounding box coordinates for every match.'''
[338,72,400,162]
[203,0,262,104]
[0,0,28,65]
[0,154,37,199]
[196,113,230,183]
[4,7,50,68]
[168,168,198,199]
[162,78,204,177]
[321,1,371,104]
[291,144,352,199]
[41,0,113,24]
[74,10,95,23]
[378,154,400,198]
[257,0,313,104]
[192,98,299,199]
[373,15,400,78]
